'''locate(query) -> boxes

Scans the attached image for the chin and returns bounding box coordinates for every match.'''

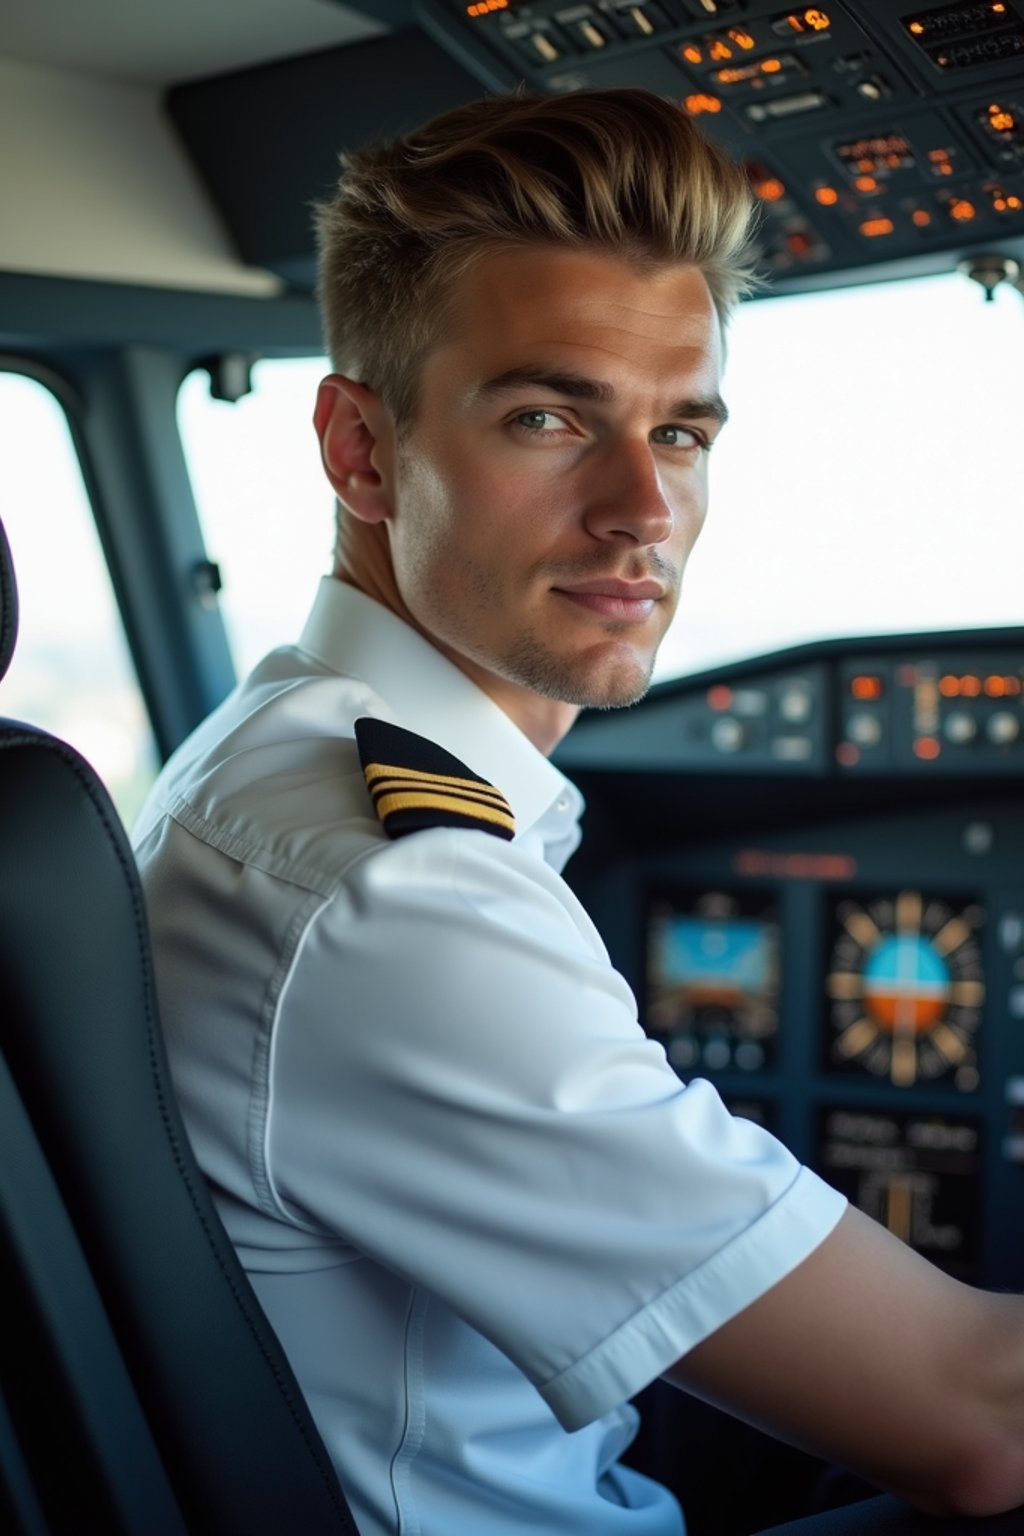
[507,644,655,711]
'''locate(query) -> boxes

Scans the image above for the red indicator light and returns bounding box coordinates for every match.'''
[914,736,941,761]
[708,685,733,711]
[1005,677,1022,695]
[912,209,932,226]
[836,741,860,767]
[851,675,884,700]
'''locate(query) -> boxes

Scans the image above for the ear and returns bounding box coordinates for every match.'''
[313,374,395,525]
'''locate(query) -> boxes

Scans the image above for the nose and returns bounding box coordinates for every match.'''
[581,439,676,546]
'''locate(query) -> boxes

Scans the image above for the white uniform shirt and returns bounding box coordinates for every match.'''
[133,578,846,1536]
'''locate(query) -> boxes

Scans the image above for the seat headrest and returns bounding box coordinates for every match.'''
[0,516,18,685]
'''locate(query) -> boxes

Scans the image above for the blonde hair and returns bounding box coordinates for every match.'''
[315,88,759,429]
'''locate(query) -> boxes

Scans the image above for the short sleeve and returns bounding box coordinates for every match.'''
[266,826,847,1431]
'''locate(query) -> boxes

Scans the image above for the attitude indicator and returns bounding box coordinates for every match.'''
[826,891,984,1090]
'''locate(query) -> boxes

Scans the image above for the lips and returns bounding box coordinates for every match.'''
[557,579,666,601]
[553,579,666,621]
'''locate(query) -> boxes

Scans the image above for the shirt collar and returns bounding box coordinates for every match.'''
[298,578,583,855]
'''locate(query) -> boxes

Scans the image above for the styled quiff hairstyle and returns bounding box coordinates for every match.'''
[315,88,759,429]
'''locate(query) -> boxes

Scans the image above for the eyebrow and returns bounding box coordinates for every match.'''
[473,366,730,427]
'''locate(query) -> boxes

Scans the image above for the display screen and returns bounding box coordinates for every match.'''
[824,889,985,1091]
[645,889,780,1075]
[817,1107,982,1280]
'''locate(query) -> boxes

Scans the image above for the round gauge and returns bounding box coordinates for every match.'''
[826,891,984,1090]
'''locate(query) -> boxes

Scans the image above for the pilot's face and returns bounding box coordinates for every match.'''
[385,245,726,744]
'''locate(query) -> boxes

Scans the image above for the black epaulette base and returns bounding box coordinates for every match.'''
[354,717,515,842]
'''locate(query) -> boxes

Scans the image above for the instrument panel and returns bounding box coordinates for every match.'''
[558,629,1024,1288]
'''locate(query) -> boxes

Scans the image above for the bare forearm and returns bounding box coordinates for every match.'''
[666,1207,1024,1518]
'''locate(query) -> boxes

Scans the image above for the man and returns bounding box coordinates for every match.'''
[134,89,1024,1534]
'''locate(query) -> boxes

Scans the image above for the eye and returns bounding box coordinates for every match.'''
[650,424,709,451]
[510,409,568,434]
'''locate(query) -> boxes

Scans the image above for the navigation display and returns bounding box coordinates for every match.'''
[644,889,780,1076]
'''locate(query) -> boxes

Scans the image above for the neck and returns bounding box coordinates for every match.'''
[334,528,579,757]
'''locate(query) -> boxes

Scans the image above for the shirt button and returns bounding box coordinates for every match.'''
[557,797,569,813]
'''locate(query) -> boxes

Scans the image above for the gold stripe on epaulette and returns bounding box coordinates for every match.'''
[368,776,509,810]
[362,760,509,807]
[374,790,516,834]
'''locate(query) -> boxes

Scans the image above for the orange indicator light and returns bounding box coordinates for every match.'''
[855,175,879,193]
[1008,195,1023,210]
[912,209,932,226]
[729,27,756,48]
[914,736,941,761]
[682,43,704,63]
[1005,677,1022,695]
[708,685,733,711]
[860,217,894,237]
[815,185,839,205]
[986,676,1007,696]
[754,177,786,201]
[939,675,960,697]
[804,7,831,28]
[989,109,1016,131]
[851,675,884,701]
[857,158,875,172]
[910,20,924,33]
[761,56,783,72]
[709,38,733,60]
[949,198,976,221]
[684,93,722,114]
[994,3,1007,12]
[960,676,982,697]
[467,0,507,14]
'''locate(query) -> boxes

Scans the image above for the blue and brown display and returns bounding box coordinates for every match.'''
[644,889,781,1076]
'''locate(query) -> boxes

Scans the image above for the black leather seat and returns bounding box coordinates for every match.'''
[0,514,358,1534]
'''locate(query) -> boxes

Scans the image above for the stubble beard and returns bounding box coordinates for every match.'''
[500,626,658,709]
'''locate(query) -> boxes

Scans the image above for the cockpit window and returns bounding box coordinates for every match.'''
[653,270,1023,682]
[177,358,334,678]
[0,371,158,826]
[177,279,1022,692]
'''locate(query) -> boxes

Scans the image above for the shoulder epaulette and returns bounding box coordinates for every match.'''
[354,717,515,842]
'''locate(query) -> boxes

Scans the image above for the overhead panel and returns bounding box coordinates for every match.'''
[412,0,1024,288]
